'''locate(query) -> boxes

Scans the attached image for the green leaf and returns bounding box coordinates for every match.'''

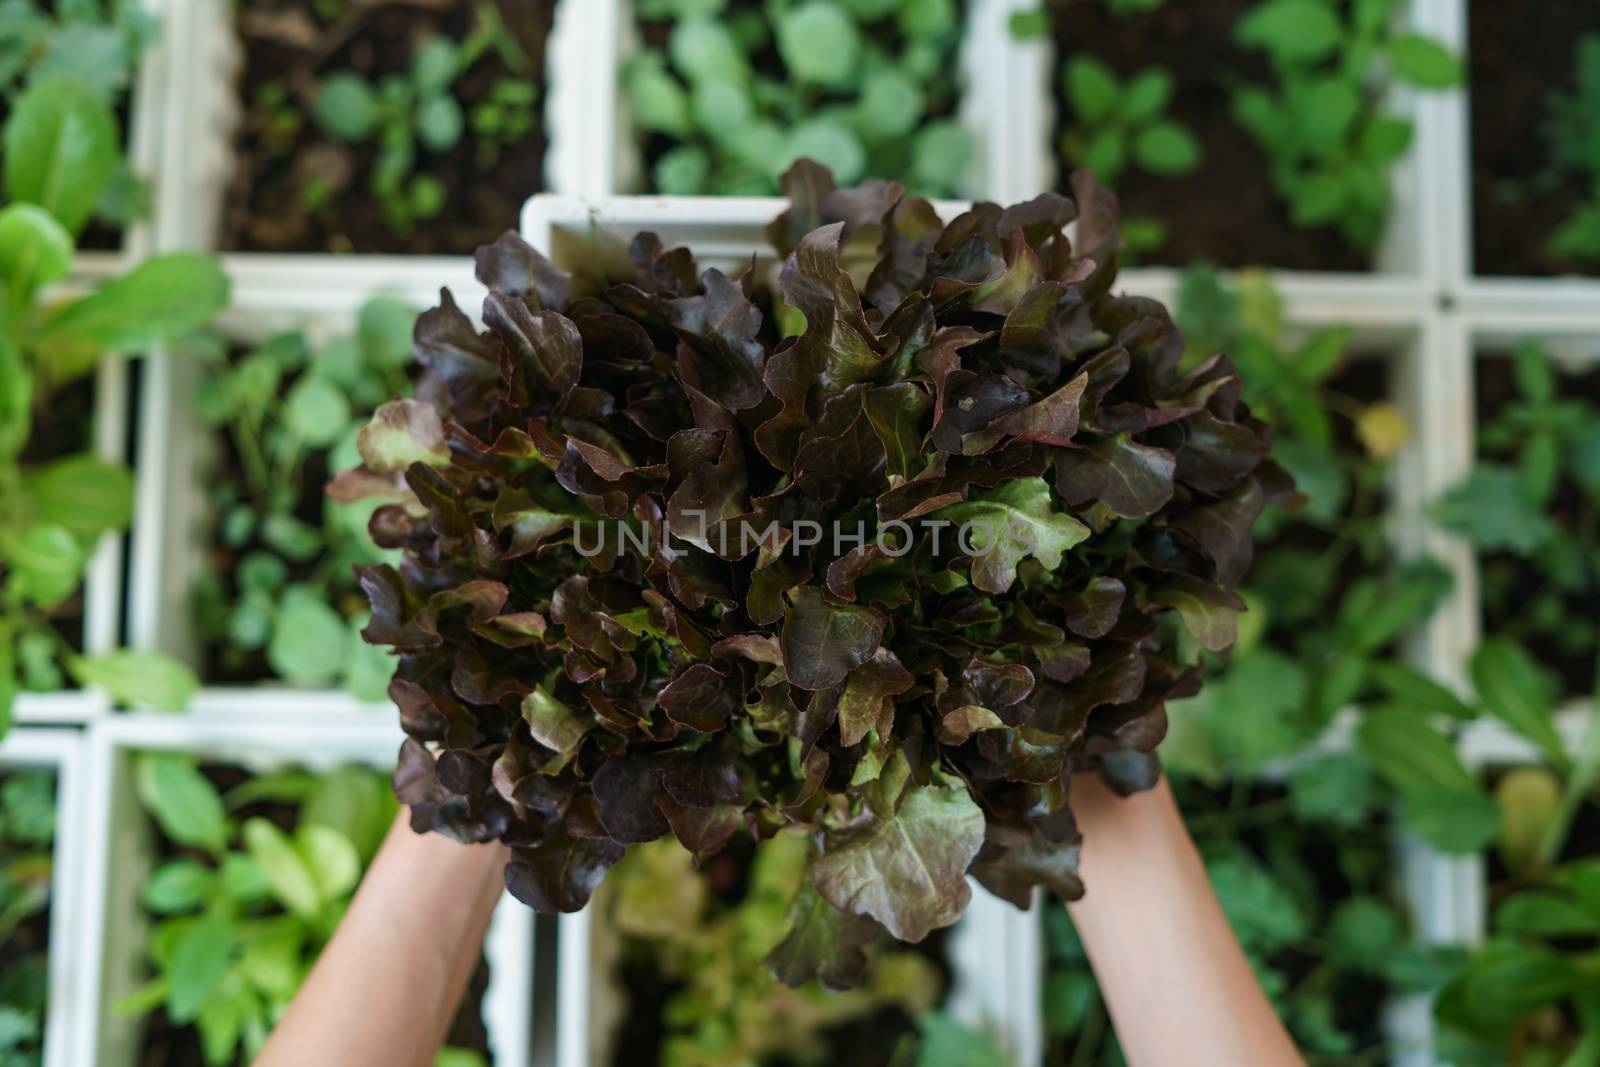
[3,75,118,234]
[143,861,217,915]
[1134,120,1200,174]
[0,203,72,300]
[1458,942,1577,1022]
[1065,56,1119,124]
[356,297,417,370]
[303,768,395,864]
[1432,465,1554,553]
[417,93,464,152]
[243,818,321,920]
[266,588,350,687]
[298,824,361,902]
[137,755,228,855]
[777,3,861,88]
[0,522,84,606]
[38,252,230,354]
[1470,639,1568,770]
[786,118,866,185]
[521,686,592,756]
[284,376,352,449]
[913,1012,1013,1067]
[1368,662,1475,719]
[23,454,134,543]
[1357,708,1476,795]
[1121,67,1172,122]
[1327,896,1401,969]
[1388,34,1463,88]
[1403,789,1502,854]
[855,69,923,139]
[814,779,985,941]
[1359,117,1413,163]
[670,18,748,84]
[1495,890,1598,937]
[411,37,459,94]
[166,911,233,1023]
[623,55,693,136]
[71,651,197,710]
[910,121,969,193]
[1236,0,1343,66]
[1298,77,1360,154]
[934,477,1089,595]
[314,73,380,141]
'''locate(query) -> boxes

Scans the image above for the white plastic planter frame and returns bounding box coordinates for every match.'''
[544,0,1036,202]
[0,729,88,1067]
[72,711,537,1067]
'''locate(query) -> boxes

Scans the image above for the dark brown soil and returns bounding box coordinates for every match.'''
[134,764,495,1066]
[1047,0,1368,271]
[1468,5,1600,276]
[222,0,554,255]
[1473,356,1600,698]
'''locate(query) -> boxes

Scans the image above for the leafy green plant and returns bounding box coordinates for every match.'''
[310,3,537,236]
[1432,344,1600,697]
[1541,36,1600,265]
[187,298,417,698]
[120,755,485,1067]
[1058,58,1198,189]
[343,161,1284,982]
[0,75,228,733]
[1161,268,1449,778]
[1230,0,1463,251]
[0,770,53,1067]
[624,0,971,196]
[606,831,944,1067]
[0,0,158,232]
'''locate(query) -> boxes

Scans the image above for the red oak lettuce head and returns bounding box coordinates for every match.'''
[344,161,1289,986]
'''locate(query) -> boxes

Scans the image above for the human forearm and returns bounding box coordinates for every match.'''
[253,813,508,1067]
[1066,773,1305,1067]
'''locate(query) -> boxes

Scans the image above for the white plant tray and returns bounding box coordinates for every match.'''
[72,713,537,1067]
[0,729,89,1067]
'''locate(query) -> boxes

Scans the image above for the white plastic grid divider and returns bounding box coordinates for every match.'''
[72,712,537,1067]
[0,729,89,1067]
